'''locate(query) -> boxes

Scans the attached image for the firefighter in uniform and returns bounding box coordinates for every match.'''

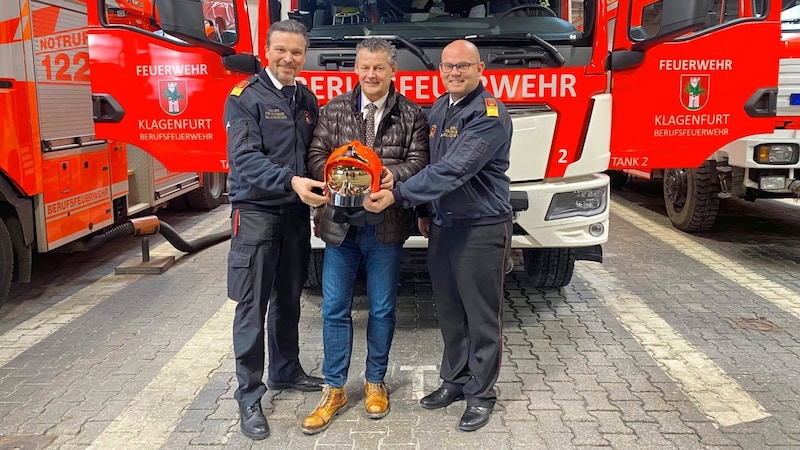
[365,39,512,432]
[223,19,328,441]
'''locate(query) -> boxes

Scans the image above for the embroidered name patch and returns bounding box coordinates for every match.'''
[265,109,288,120]
[442,126,458,138]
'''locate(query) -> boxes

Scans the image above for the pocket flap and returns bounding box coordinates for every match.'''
[228,251,251,268]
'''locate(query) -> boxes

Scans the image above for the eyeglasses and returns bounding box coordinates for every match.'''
[439,62,480,73]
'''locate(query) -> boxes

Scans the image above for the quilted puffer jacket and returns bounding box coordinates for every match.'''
[307,84,429,245]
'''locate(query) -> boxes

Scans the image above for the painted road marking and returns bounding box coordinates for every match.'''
[400,365,438,400]
[610,199,800,320]
[0,213,230,367]
[87,300,235,449]
[578,262,770,427]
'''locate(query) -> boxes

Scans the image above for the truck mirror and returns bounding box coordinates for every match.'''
[223,54,262,74]
[154,0,235,55]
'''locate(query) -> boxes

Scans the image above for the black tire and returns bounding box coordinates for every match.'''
[607,170,628,190]
[6,217,30,283]
[187,172,226,211]
[307,249,324,289]
[663,161,720,232]
[522,248,575,288]
[0,219,13,307]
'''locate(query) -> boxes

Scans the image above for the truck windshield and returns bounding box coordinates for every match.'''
[304,0,594,46]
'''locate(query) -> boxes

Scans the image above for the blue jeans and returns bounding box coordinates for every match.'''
[321,224,403,387]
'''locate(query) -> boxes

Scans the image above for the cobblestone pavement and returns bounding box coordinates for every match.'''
[1,184,799,449]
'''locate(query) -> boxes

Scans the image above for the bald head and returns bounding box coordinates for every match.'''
[442,40,480,61]
[439,40,484,101]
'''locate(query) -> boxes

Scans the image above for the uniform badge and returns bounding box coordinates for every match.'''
[230,79,251,97]
[304,110,312,124]
[265,108,288,120]
[442,126,458,138]
[429,124,437,138]
[485,98,499,117]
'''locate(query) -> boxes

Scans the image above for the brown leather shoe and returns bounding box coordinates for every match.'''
[300,385,347,434]
[364,381,389,419]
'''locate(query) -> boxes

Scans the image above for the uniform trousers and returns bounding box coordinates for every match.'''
[227,205,311,407]
[427,220,512,408]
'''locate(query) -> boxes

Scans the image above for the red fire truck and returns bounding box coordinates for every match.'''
[0,0,226,306]
[608,1,796,232]
[82,0,781,288]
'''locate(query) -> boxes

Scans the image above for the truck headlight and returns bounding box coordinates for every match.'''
[754,144,799,164]
[759,176,786,190]
[545,187,607,220]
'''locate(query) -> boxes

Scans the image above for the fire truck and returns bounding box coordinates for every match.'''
[609,1,796,232]
[0,0,227,306]
[82,0,780,288]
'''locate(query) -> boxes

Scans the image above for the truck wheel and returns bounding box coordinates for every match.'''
[663,161,720,232]
[307,249,324,289]
[187,172,226,211]
[522,248,575,288]
[0,219,13,307]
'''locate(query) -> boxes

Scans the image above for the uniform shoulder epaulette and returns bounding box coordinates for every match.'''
[484,97,499,118]
[229,75,258,97]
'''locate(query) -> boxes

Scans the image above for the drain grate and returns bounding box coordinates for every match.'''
[736,318,781,333]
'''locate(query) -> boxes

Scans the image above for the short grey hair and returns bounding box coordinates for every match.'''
[267,19,310,49]
[356,38,397,67]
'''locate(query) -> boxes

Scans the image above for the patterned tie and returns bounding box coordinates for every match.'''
[364,103,377,148]
[281,85,295,111]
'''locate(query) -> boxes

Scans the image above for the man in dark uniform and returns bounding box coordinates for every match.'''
[223,19,329,441]
[365,39,513,432]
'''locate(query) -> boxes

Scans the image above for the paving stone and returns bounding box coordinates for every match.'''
[5,200,800,449]
[568,421,609,447]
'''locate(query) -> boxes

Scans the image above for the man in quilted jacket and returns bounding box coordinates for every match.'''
[301,37,429,434]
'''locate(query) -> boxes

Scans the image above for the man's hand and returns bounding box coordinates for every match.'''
[364,189,395,213]
[418,217,430,238]
[291,176,329,208]
[379,167,394,190]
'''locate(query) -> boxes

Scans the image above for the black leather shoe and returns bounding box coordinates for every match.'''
[458,405,493,432]
[267,373,323,392]
[419,385,465,410]
[239,401,270,440]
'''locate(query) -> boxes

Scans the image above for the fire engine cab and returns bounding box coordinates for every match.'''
[82,0,780,287]
[0,0,227,306]
[608,1,791,232]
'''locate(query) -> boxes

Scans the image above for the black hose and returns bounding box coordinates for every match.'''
[76,219,230,254]
[78,222,135,252]
[157,220,230,253]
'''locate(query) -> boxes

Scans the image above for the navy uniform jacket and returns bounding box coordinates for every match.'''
[223,70,318,210]
[392,84,512,228]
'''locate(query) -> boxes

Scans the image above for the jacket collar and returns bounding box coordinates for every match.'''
[348,83,398,114]
[449,83,486,109]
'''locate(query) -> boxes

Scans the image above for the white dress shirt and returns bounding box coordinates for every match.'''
[360,91,389,126]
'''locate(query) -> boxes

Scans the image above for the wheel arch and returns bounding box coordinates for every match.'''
[0,174,35,246]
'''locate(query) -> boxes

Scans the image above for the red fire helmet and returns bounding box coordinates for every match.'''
[324,141,383,207]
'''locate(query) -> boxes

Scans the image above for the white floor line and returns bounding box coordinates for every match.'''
[0,213,230,367]
[610,199,800,320]
[87,300,236,449]
[578,262,770,427]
